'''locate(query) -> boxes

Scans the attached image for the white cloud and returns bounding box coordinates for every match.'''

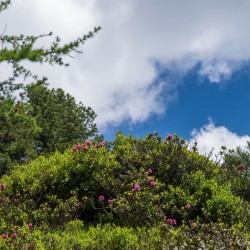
[1,1,250,129]
[198,60,236,83]
[189,122,250,159]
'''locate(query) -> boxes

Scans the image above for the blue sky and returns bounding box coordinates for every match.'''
[2,0,250,155]
[105,62,250,141]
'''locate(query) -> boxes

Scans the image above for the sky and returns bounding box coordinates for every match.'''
[1,0,250,157]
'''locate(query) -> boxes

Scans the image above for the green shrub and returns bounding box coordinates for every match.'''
[220,145,250,201]
[0,221,248,249]
[0,132,248,244]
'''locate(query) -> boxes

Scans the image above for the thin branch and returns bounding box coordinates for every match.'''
[0,24,7,37]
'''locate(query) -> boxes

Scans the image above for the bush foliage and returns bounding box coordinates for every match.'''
[0,221,248,249]
[0,132,249,248]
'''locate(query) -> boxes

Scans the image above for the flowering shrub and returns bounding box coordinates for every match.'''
[0,132,249,248]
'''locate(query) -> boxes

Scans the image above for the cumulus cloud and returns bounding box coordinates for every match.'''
[1,0,250,129]
[189,122,250,159]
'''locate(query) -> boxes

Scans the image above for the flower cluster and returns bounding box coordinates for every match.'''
[98,142,105,147]
[85,140,91,146]
[130,169,157,193]
[11,233,16,238]
[1,232,17,239]
[98,195,113,204]
[166,218,176,225]
[72,142,89,151]
[131,183,140,193]
[185,204,191,209]
[72,140,106,152]
[0,183,6,190]
[167,134,173,140]
[72,144,82,151]
[1,224,33,241]
[148,177,156,187]
[163,134,173,143]
[1,233,8,239]
[146,168,153,175]
[98,195,105,201]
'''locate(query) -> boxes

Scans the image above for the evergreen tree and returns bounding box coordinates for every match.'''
[0,97,39,175]
[0,1,100,174]
[0,83,98,175]
[25,83,97,154]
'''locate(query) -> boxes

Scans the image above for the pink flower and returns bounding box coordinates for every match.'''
[167,218,176,225]
[99,195,105,201]
[148,177,154,182]
[150,181,156,187]
[167,134,173,140]
[146,168,153,175]
[166,218,172,223]
[0,183,6,190]
[82,144,87,151]
[108,199,113,203]
[85,140,91,146]
[99,142,106,147]
[72,144,81,151]
[185,204,191,209]
[11,233,17,238]
[131,183,140,192]
[1,234,8,239]
[27,223,33,229]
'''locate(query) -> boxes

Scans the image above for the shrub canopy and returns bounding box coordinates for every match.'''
[0,133,249,230]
